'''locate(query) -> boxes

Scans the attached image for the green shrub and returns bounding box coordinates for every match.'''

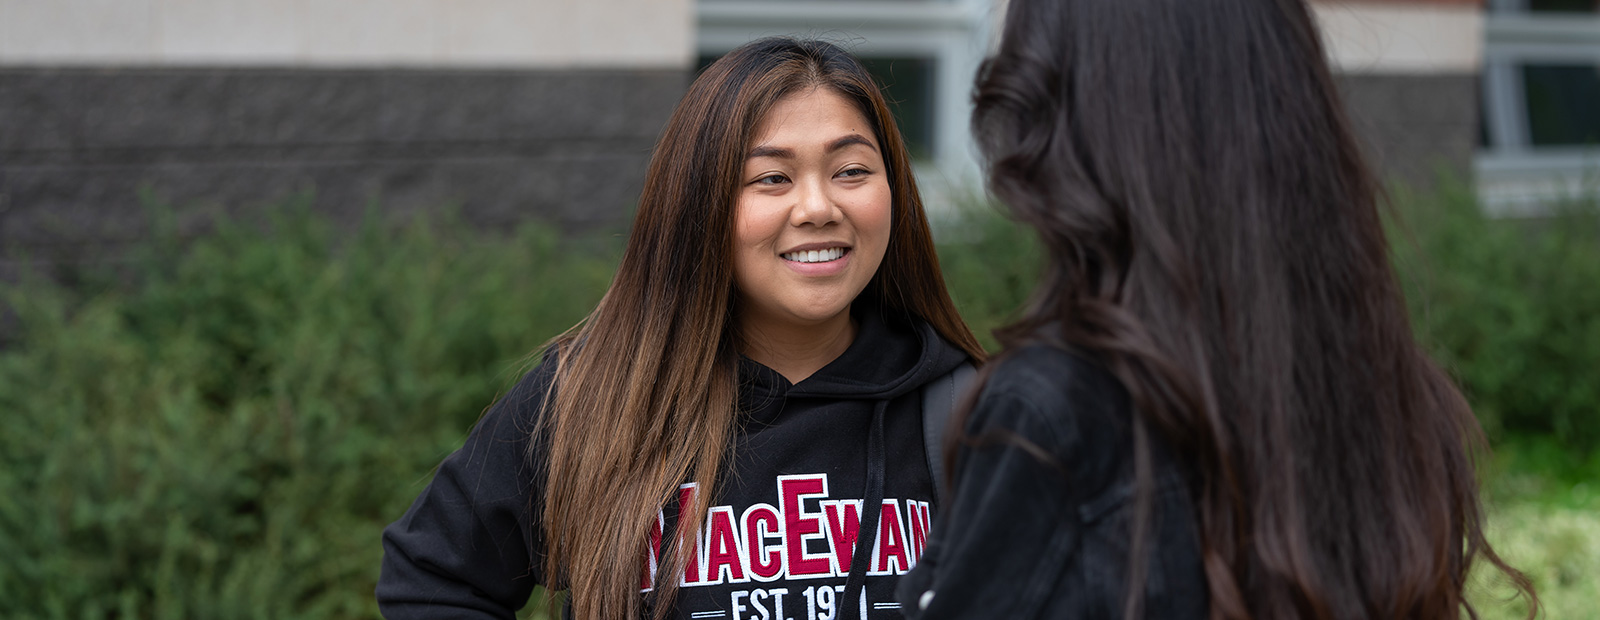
[934,203,1041,350]
[0,204,614,619]
[1390,185,1600,454]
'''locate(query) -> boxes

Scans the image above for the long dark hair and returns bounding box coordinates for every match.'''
[971,0,1533,617]
[539,37,984,620]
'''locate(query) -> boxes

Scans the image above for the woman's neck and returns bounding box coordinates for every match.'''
[739,308,858,385]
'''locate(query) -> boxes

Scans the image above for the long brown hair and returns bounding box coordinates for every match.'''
[970,0,1533,618]
[537,37,983,619]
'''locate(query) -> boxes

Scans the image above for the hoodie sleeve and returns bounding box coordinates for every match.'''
[378,362,554,619]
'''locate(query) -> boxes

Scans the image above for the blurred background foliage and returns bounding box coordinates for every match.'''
[1,185,1596,618]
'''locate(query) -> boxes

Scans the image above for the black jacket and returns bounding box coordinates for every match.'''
[379,304,973,619]
[895,343,1208,619]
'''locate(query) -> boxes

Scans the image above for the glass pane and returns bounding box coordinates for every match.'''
[860,57,936,160]
[1479,97,1492,148]
[696,53,719,75]
[1522,63,1600,147]
[696,53,937,160]
[1527,0,1600,13]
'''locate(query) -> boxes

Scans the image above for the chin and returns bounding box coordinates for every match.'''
[785,307,849,326]
[780,297,855,325]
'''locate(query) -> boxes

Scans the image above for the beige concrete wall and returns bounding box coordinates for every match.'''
[0,0,692,68]
[1312,1,1483,73]
[1308,1,1485,188]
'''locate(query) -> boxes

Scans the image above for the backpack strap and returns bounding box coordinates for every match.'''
[920,362,976,507]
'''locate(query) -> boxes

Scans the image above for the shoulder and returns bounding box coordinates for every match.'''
[470,349,563,448]
[984,342,1117,392]
[962,343,1133,488]
[968,343,1128,437]
[501,352,561,418]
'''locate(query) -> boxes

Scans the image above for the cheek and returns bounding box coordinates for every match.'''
[733,195,783,250]
[731,196,782,293]
[731,208,757,283]
[855,185,894,253]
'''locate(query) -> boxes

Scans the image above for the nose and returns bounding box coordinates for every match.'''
[790,176,841,227]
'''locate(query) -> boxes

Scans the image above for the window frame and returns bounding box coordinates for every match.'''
[696,0,999,210]
[1479,0,1600,214]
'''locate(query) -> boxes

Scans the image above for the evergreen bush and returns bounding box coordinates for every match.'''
[1389,186,1600,452]
[0,204,613,618]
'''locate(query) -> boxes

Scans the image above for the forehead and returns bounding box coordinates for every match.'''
[751,87,877,146]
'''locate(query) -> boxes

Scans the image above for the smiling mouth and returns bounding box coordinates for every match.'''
[781,247,849,263]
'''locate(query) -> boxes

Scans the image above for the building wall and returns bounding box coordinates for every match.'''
[0,0,691,68]
[697,0,997,197]
[0,0,1499,281]
[1312,0,1484,189]
[1478,0,1600,215]
[696,0,1483,197]
[0,0,694,278]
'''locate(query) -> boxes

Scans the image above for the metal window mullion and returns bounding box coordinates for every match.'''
[1484,55,1531,153]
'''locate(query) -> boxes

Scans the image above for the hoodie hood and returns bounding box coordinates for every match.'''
[739,301,972,417]
[717,301,975,620]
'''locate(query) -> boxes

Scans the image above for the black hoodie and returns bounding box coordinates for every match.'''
[379,303,973,620]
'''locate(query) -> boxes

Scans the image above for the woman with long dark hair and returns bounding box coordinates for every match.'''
[896,0,1534,618]
[378,37,984,620]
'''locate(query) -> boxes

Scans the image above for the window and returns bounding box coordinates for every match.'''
[1525,0,1600,13]
[696,0,997,191]
[860,57,936,160]
[695,54,937,161]
[1523,63,1600,146]
[1478,0,1600,212]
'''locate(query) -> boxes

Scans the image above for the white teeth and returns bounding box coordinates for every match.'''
[783,247,846,263]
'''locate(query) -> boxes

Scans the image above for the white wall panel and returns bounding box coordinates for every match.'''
[1313,2,1483,74]
[159,0,298,63]
[297,0,437,65]
[0,0,691,68]
[437,0,567,65]
[0,0,156,63]
[577,0,694,66]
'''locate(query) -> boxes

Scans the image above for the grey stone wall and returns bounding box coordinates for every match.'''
[0,66,688,274]
[1335,72,1479,190]
[0,66,1479,279]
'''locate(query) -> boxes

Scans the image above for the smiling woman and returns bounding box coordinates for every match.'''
[734,88,894,383]
[377,37,986,620]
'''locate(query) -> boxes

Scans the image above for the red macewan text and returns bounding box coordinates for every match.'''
[641,474,932,590]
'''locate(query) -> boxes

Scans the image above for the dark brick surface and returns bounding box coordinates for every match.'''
[1335,72,1479,189]
[0,67,1474,282]
[227,71,385,145]
[2,147,654,244]
[77,70,237,149]
[0,66,686,276]
[0,72,80,152]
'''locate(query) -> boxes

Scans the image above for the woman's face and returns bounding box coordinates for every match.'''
[732,87,892,334]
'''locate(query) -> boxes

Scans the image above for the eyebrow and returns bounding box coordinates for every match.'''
[747,133,878,160]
